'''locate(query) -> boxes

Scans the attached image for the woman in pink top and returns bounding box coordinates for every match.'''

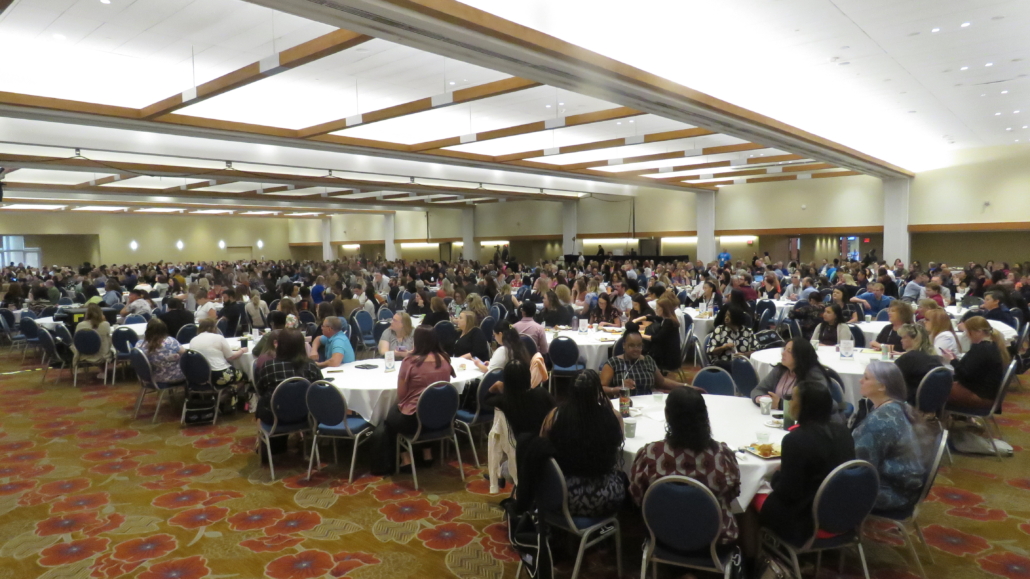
[371,326,455,475]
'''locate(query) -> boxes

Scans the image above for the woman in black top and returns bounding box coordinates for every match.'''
[870,300,912,352]
[254,330,323,455]
[489,358,556,438]
[641,297,682,372]
[588,292,622,327]
[758,381,855,545]
[944,316,1009,409]
[405,290,431,317]
[630,293,656,324]
[420,296,450,327]
[714,288,749,328]
[452,311,489,361]
[541,290,572,327]
[894,324,943,405]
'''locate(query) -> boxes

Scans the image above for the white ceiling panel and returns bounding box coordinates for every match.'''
[2,168,98,185]
[526,134,745,166]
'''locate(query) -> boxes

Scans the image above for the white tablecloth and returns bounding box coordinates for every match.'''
[683,308,714,342]
[321,357,484,425]
[750,346,869,407]
[545,327,623,371]
[619,394,785,511]
[857,319,1016,350]
[32,316,58,329]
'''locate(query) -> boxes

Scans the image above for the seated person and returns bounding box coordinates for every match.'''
[540,290,574,327]
[812,304,852,346]
[158,297,194,339]
[750,338,829,410]
[254,329,322,455]
[894,324,943,405]
[452,310,490,362]
[587,292,622,327]
[120,289,152,320]
[629,387,741,544]
[943,316,1009,409]
[788,293,825,340]
[188,318,248,389]
[420,296,450,327]
[870,300,913,352]
[851,282,893,317]
[853,361,929,511]
[313,316,355,369]
[378,312,414,358]
[706,305,759,371]
[600,324,688,396]
[134,318,185,385]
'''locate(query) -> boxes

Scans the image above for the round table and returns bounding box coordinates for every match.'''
[857,319,1016,350]
[750,346,870,407]
[619,394,786,511]
[544,327,623,371]
[320,357,484,425]
[683,308,714,342]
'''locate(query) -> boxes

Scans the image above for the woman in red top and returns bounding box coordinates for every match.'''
[371,326,455,474]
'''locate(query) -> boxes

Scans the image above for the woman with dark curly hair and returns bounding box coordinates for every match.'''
[541,370,626,517]
[629,387,742,544]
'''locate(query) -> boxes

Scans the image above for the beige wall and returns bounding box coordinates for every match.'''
[23,235,101,267]
[910,145,1030,226]
[475,200,562,238]
[715,174,884,230]
[0,212,292,264]
[911,232,1030,266]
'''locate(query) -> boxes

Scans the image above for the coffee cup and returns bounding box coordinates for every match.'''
[758,396,773,415]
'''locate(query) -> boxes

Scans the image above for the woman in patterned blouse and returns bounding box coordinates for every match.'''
[135,318,185,385]
[600,326,688,396]
[705,305,759,371]
[629,387,741,543]
[853,361,930,510]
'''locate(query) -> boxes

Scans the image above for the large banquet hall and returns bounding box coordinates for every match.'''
[1,1,1030,578]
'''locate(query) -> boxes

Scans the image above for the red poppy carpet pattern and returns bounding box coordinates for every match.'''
[1,358,1030,579]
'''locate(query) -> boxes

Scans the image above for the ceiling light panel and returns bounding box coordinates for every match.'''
[0,168,100,185]
[179,39,510,130]
[101,176,210,189]
[191,209,234,214]
[446,115,692,156]
[191,182,267,193]
[334,85,615,144]
[535,133,747,167]
[2,204,66,210]
[134,207,183,213]
[0,0,334,108]
[71,206,128,212]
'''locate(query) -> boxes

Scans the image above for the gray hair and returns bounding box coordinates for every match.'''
[324,316,343,333]
[865,361,908,403]
[899,323,935,355]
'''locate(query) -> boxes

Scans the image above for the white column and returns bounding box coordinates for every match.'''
[695,190,717,263]
[320,217,333,260]
[562,200,578,257]
[384,213,397,261]
[462,207,475,261]
[882,178,911,265]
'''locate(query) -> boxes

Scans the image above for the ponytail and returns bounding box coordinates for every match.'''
[495,320,530,366]
[991,329,1012,367]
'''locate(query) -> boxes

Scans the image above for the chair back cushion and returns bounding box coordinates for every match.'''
[848,324,866,348]
[306,381,347,428]
[373,321,390,345]
[537,458,567,515]
[520,335,538,357]
[916,367,954,414]
[270,377,311,424]
[692,367,736,396]
[355,310,374,334]
[643,476,721,553]
[416,382,459,431]
[20,318,39,339]
[177,324,198,344]
[814,460,879,535]
[731,356,759,393]
[179,350,212,385]
[73,329,102,356]
[548,336,580,367]
[37,329,59,358]
[112,327,139,354]
[378,308,394,321]
[130,348,154,384]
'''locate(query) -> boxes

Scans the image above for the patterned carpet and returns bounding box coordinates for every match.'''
[0,350,1029,579]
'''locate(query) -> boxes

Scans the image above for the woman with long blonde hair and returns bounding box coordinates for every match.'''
[924,309,962,358]
[944,316,1011,409]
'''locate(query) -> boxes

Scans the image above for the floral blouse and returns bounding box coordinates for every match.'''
[853,401,927,510]
[705,325,759,362]
[629,439,742,543]
[135,337,185,384]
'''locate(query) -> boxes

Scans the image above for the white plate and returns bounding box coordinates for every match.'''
[764,419,784,428]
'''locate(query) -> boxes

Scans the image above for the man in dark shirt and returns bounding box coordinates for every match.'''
[789,293,826,340]
[983,290,1017,329]
[158,297,194,340]
[219,289,244,336]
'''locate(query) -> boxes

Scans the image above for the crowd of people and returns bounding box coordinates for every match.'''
[2,250,1023,572]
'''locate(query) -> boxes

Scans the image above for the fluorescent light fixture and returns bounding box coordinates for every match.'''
[218,240,226,249]
[176,240,184,250]
[931,27,940,32]
[239,211,278,215]
[400,242,439,248]
[257,240,264,249]
[72,206,127,212]
[480,240,509,246]
[2,204,65,210]
[719,235,758,243]
[960,22,970,27]
[286,212,321,216]
[340,244,360,249]
[134,208,181,213]
[588,238,638,245]
[191,209,233,215]
[129,240,138,251]
[662,237,698,243]
[960,66,968,70]
[986,62,994,66]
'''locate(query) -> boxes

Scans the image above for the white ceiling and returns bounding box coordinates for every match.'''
[459,0,1030,171]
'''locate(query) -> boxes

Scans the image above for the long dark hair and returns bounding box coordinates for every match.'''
[788,337,824,381]
[631,293,655,317]
[548,370,623,476]
[500,359,534,422]
[665,387,713,452]
[275,329,310,370]
[144,318,169,352]
[794,381,834,424]
[825,304,843,326]
[410,325,449,369]
[494,320,530,365]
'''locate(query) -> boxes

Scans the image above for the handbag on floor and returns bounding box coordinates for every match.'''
[501,491,553,579]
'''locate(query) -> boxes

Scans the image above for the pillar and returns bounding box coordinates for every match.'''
[320,217,333,261]
[695,190,716,263]
[562,200,578,257]
[384,213,397,261]
[462,207,475,261]
[882,178,911,265]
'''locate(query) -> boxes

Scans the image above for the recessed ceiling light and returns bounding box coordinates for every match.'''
[931,27,940,32]
[2,204,65,210]
[960,66,968,70]
[448,81,455,85]
[1023,125,1027,129]
[558,102,564,105]
[616,122,621,125]
[1015,110,1021,114]
[287,212,321,217]
[100,0,110,4]
[960,22,971,27]
[190,209,233,215]
[72,206,127,212]
[545,104,551,108]
[629,120,634,123]
[981,93,987,96]
[134,208,181,213]
[1007,127,1013,131]
[986,62,994,67]
[1002,90,1008,94]
[996,112,1002,115]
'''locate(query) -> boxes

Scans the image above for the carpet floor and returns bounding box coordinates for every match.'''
[1,349,1029,579]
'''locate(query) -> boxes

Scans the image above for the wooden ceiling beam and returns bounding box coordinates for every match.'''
[560,142,767,172]
[141,29,373,120]
[409,106,644,152]
[493,127,715,162]
[298,77,541,138]
[74,174,131,188]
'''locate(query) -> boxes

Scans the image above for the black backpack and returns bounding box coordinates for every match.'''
[500,492,553,579]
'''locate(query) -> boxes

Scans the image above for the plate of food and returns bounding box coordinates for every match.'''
[596,335,618,342]
[744,443,782,459]
[601,326,623,333]
[554,325,572,331]
[764,419,783,428]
